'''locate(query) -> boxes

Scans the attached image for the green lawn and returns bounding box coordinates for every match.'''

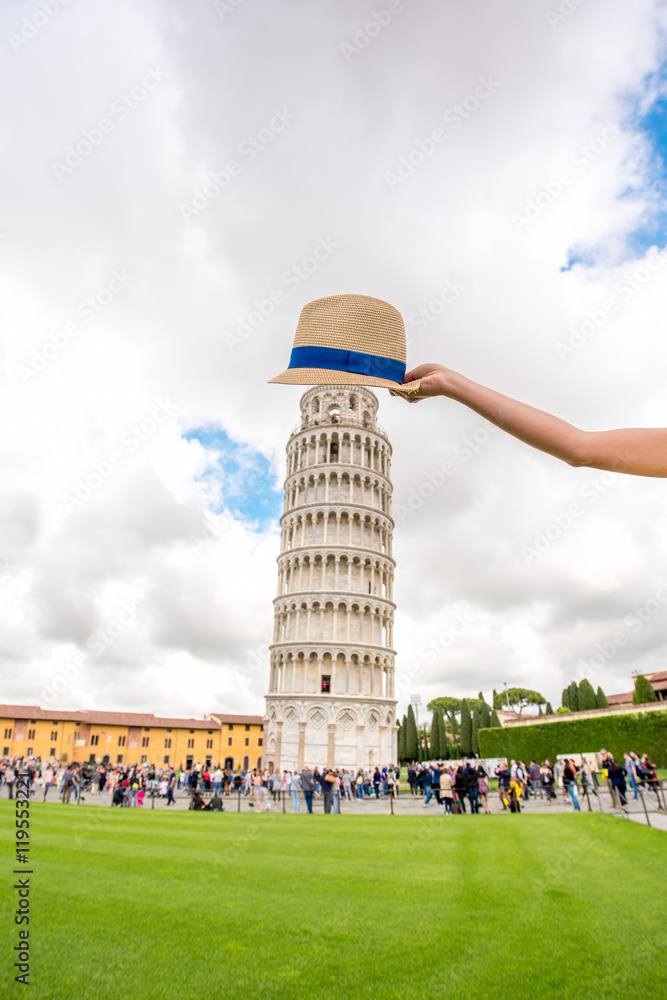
[4,803,667,999]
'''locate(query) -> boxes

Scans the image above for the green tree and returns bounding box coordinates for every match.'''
[427,696,462,736]
[472,707,480,755]
[493,689,506,710]
[398,714,407,762]
[578,678,597,711]
[490,709,502,728]
[562,687,570,710]
[479,701,491,729]
[503,687,546,715]
[460,699,472,756]
[429,711,441,759]
[545,702,554,715]
[634,675,657,705]
[405,704,418,761]
[596,687,608,709]
[568,680,579,712]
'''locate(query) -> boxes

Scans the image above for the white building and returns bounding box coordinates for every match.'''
[264,385,398,771]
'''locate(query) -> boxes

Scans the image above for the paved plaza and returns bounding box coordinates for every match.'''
[49,783,667,828]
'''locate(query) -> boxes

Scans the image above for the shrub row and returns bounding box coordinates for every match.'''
[478,709,667,766]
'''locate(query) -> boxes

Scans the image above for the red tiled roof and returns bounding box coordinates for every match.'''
[644,671,667,683]
[0,705,262,729]
[605,692,634,705]
[210,713,264,725]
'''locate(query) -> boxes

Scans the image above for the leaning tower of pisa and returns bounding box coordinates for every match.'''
[264,385,398,772]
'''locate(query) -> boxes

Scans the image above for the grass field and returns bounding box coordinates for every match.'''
[4,803,667,1000]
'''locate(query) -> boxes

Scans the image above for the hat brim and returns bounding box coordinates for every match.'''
[268,368,421,395]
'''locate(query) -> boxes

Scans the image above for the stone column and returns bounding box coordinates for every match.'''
[356,724,366,771]
[379,725,388,765]
[297,722,307,772]
[275,720,283,771]
[327,724,336,768]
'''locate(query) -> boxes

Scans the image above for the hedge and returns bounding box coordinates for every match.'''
[478,709,667,766]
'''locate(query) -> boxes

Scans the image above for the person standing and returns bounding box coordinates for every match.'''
[422,765,434,806]
[608,759,629,810]
[600,750,619,808]
[213,766,223,795]
[355,769,364,800]
[495,762,510,810]
[464,762,479,814]
[541,762,555,803]
[342,769,353,801]
[529,760,542,799]
[331,771,341,814]
[301,766,315,814]
[407,765,417,795]
[290,771,301,812]
[562,759,581,812]
[61,766,74,804]
[372,767,382,800]
[5,763,16,799]
[477,765,491,814]
[166,769,176,806]
[322,769,335,813]
[440,768,454,814]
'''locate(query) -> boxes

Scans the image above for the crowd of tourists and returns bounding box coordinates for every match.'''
[0,751,661,815]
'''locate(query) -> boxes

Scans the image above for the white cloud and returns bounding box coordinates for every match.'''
[1,0,666,721]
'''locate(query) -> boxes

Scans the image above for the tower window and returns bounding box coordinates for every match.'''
[329,407,341,424]
[330,443,339,462]
[321,675,331,693]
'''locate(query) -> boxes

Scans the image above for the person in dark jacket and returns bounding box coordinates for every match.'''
[463,763,479,814]
[300,767,315,813]
[495,764,511,810]
[607,759,628,809]
[454,767,467,813]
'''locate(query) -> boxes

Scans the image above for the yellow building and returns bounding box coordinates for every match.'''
[0,705,264,771]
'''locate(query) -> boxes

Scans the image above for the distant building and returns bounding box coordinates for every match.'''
[0,704,263,769]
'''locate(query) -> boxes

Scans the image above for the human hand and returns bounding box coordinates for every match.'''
[389,363,452,402]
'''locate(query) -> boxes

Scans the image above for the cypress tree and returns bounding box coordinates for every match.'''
[398,714,407,762]
[568,680,579,712]
[429,711,440,760]
[596,687,608,709]
[405,705,418,761]
[633,675,657,704]
[546,702,554,715]
[561,686,570,709]
[472,707,480,755]
[538,704,543,716]
[479,701,491,729]
[460,699,472,756]
[578,678,597,711]
[490,709,501,728]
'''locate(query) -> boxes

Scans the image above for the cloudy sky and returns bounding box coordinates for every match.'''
[2,0,667,724]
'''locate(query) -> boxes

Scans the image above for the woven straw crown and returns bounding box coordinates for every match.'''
[268,293,420,393]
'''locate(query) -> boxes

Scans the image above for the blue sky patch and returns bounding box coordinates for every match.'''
[184,426,282,529]
[562,63,667,270]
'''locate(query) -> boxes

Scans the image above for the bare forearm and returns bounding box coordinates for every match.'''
[443,371,591,467]
[403,366,667,477]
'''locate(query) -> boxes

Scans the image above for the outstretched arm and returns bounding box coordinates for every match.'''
[395,363,667,478]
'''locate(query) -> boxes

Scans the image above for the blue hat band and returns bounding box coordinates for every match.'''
[288,345,405,383]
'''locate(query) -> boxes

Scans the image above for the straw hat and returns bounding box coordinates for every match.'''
[268,293,421,394]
